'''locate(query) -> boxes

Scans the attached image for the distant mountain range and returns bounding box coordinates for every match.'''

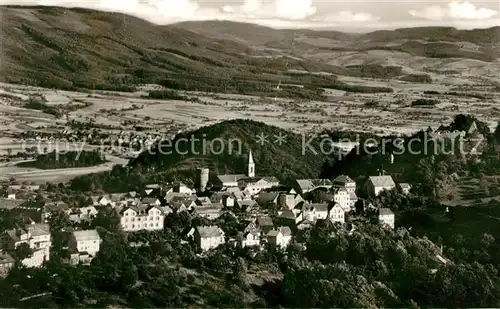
[1,5,499,94]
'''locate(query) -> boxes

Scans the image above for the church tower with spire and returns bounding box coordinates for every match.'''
[248,150,255,177]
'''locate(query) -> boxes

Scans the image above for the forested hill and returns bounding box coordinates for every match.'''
[0,5,338,98]
[130,119,329,185]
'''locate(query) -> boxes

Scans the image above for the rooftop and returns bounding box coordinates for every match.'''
[379,208,394,216]
[369,175,396,188]
[73,229,101,242]
[196,225,224,238]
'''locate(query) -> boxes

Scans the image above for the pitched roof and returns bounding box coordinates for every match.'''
[368,176,396,188]
[257,216,273,227]
[379,208,394,215]
[217,174,247,184]
[196,225,224,238]
[141,197,160,205]
[0,198,25,210]
[296,179,332,191]
[333,175,355,185]
[28,224,50,237]
[73,229,101,242]
[399,183,411,189]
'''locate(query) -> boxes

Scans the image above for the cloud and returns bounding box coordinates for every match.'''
[316,11,380,23]
[0,0,497,30]
[409,1,498,21]
[275,0,316,20]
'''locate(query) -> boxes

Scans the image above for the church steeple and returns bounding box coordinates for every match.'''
[248,150,255,177]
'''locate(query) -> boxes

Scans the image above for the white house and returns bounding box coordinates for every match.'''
[367,175,396,196]
[328,204,345,224]
[379,208,395,229]
[333,188,351,212]
[399,183,412,195]
[278,193,296,210]
[0,250,15,277]
[119,205,164,232]
[195,226,225,251]
[3,223,51,268]
[71,229,102,259]
[302,203,329,221]
[266,226,292,249]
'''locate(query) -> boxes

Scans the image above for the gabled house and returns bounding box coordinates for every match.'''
[328,203,345,224]
[366,175,396,197]
[195,226,225,251]
[333,175,356,193]
[277,193,296,210]
[69,229,102,265]
[3,223,51,268]
[266,226,292,249]
[193,203,224,219]
[333,188,351,212]
[379,208,395,229]
[222,195,235,207]
[399,183,412,195]
[0,250,15,277]
[302,203,329,221]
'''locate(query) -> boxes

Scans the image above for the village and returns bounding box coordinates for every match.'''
[0,146,413,276]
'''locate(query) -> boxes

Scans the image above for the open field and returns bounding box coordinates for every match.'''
[1,75,499,138]
[0,154,128,184]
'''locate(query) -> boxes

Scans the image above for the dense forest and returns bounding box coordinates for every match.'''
[20,150,106,170]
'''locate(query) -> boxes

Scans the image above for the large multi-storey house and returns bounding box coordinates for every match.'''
[3,223,51,268]
[119,204,165,232]
[70,229,102,264]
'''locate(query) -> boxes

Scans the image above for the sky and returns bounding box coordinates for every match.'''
[2,0,499,31]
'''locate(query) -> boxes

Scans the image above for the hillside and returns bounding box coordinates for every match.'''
[0,6,339,98]
[130,119,329,184]
[177,21,500,62]
[69,119,331,192]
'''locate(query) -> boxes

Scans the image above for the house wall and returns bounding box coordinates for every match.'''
[76,239,101,256]
[379,214,395,229]
[120,209,164,232]
[198,235,225,251]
